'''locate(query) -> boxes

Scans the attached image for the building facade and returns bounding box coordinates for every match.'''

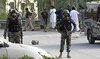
[6,0,38,14]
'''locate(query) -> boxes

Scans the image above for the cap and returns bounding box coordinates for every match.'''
[11,10,17,14]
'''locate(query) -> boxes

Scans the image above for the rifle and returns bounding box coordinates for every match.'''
[64,26,71,35]
[21,32,23,44]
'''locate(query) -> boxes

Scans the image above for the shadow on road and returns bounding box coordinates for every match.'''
[72,42,100,50]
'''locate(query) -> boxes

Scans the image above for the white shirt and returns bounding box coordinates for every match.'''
[70,10,79,20]
[50,8,56,22]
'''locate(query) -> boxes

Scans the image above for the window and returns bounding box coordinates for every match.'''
[10,2,14,9]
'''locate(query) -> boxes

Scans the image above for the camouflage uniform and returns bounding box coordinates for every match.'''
[56,10,76,58]
[4,16,23,43]
[59,17,76,53]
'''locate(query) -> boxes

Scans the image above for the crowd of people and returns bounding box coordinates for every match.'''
[3,5,86,58]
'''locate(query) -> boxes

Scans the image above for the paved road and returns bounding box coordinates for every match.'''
[0,29,100,59]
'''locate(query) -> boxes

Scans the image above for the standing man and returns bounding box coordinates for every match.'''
[67,5,71,12]
[50,6,56,29]
[3,10,23,43]
[79,6,85,31]
[56,10,76,58]
[70,7,80,32]
[97,4,100,22]
[41,8,48,32]
[31,8,37,30]
[55,7,63,22]
[23,8,34,31]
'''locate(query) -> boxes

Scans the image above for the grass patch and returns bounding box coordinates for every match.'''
[0,56,59,59]
[0,13,7,20]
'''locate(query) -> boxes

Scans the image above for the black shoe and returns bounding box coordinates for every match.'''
[23,30,26,31]
[67,55,71,58]
[58,52,62,58]
[44,29,47,32]
[44,30,47,32]
[31,29,34,31]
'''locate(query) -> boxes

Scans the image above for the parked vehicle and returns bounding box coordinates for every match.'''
[0,37,51,59]
[84,1,100,44]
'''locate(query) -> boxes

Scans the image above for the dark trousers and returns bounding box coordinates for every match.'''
[60,33,71,52]
[43,18,48,29]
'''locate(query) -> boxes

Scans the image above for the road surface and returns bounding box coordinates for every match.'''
[0,29,100,59]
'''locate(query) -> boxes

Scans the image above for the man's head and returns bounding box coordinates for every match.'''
[11,10,17,18]
[72,7,75,10]
[26,8,28,11]
[51,6,55,9]
[63,10,69,17]
[44,8,47,12]
[60,7,63,11]
[31,8,35,12]
[79,5,84,9]
[67,5,71,9]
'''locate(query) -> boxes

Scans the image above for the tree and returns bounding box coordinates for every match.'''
[50,0,55,6]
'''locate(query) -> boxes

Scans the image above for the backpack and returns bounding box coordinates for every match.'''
[8,18,21,32]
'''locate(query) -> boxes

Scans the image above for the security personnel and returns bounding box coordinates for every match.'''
[56,10,76,58]
[3,10,23,43]
[23,8,34,31]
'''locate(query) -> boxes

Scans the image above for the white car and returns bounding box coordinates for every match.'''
[0,37,51,59]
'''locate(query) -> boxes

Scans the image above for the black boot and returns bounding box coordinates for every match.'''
[67,52,71,58]
[58,52,62,58]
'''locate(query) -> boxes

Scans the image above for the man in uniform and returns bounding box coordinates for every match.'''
[31,8,37,31]
[3,10,23,43]
[41,8,48,32]
[56,10,76,58]
[23,8,34,31]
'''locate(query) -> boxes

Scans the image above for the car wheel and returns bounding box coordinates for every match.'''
[87,30,95,44]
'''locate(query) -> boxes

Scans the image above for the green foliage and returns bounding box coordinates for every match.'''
[19,55,34,59]
[0,0,6,11]
[0,13,7,20]
[0,56,59,59]
[0,55,9,59]
[21,0,34,19]
[0,55,34,59]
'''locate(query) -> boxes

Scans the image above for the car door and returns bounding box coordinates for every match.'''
[96,22,100,34]
[93,22,100,35]
[0,45,8,58]
[6,44,26,59]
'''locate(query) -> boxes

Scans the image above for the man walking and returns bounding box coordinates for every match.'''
[50,6,56,29]
[4,10,23,43]
[31,8,37,30]
[56,10,76,58]
[41,8,48,32]
[23,8,34,31]
[70,7,80,32]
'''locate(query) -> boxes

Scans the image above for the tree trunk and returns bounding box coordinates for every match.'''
[14,0,16,9]
[50,0,55,6]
